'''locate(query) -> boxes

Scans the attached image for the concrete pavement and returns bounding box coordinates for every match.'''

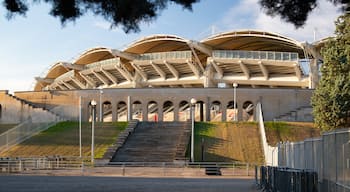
[0,175,258,192]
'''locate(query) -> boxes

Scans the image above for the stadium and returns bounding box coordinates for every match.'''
[0,29,325,173]
[2,29,316,123]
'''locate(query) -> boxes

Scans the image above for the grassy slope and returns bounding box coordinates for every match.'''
[264,122,320,146]
[193,122,264,164]
[0,121,127,158]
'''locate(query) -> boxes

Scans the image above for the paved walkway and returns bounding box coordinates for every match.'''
[0,175,258,192]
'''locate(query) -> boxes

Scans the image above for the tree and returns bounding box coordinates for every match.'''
[259,0,349,28]
[311,14,350,131]
[2,0,199,33]
[2,0,349,33]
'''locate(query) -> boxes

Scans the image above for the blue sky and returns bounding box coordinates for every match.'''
[0,0,341,92]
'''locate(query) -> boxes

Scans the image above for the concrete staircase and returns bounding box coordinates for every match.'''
[111,121,191,162]
[5,92,62,121]
[274,106,313,122]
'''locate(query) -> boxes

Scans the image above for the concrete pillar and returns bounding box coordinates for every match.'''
[158,105,163,122]
[142,103,147,122]
[309,58,319,89]
[204,63,215,88]
[112,102,117,122]
[127,96,132,121]
[199,102,204,122]
[205,97,211,122]
[174,104,179,121]
[237,103,243,121]
[222,104,227,122]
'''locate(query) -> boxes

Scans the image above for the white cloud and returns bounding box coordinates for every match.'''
[217,0,341,42]
[93,21,124,33]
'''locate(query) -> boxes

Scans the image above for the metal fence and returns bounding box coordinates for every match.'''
[278,128,350,192]
[0,117,60,153]
[258,166,318,192]
[0,157,256,177]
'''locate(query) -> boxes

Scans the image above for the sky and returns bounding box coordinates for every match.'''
[0,0,342,93]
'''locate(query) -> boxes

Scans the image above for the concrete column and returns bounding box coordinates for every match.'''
[112,102,117,122]
[221,104,227,122]
[237,102,243,121]
[205,97,211,122]
[199,102,204,122]
[204,63,215,88]
[158,105,163,122]
[142,103,148,122]
[127,96,132,121]
[174,104,179,121]
[309,58,319,89]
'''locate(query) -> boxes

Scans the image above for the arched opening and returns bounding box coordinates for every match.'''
[102,101,112,122]
[132,101,143,121]
[179,100,190,121]
[226,100,238,121]
[147,101,158,121]
[117,101,127,121]
[242,101,254,121]
[163,101,174,121]
[210,101,222,121]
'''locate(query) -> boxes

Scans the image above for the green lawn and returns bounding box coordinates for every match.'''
[0,121,128,158]
[189,122,264,164]
[264,121,320,146]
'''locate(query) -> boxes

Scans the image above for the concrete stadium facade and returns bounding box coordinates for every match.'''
[1,30,324,123]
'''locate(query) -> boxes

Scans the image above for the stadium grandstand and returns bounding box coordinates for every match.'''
[33,30,322,91]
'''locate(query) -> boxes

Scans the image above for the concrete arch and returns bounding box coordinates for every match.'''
[132,100,143,121]
[242,101,254,121]
[102,100,112,122]
[116,101,127,122]
[163,101,174,122]
[210,100,222,122]
[226,100,238,121]
[147,101,158,121]
[178,100,190,121]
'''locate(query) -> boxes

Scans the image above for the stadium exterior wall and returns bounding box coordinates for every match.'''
[12,88,313,122]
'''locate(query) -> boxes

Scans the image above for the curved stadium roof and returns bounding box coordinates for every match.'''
[34,29,320,91]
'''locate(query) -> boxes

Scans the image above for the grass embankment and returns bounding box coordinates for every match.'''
[0,121,127,158]
[264,121,320,146]
[0,124,18,134]
[192,122,264,164]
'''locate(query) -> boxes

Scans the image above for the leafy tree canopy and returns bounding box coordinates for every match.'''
[2,0,199,33]
[2,0,349,33]
[259,0,349,28]
[311,14,350,131]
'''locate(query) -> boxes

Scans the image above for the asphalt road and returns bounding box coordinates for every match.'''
[0,176,257,192]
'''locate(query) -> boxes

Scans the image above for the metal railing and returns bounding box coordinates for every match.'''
[0,117,61,153]
[85,58,121,69]
[256,102,278,166]
[213,50,299,61]
[278,128,350,192]
[0,158,257,177]
[137,51,192,61]
[257,166,318,192]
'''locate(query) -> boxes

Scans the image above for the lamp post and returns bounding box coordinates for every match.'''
[90,99,97,164]
[190,98,197,162]
[99,88,103,122]
[233,83,238,121]
[79,96,82,158]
